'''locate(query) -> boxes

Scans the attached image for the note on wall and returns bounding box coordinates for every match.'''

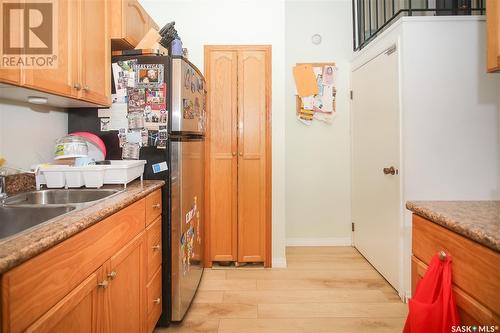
[293,64,319,97]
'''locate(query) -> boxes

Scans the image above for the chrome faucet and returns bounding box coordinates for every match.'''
[0,175,6,200]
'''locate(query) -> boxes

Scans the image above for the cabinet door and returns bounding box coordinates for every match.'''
[26,271,101,333]
[487,0,500,72]
[79,0,110,105]
[0,0,22,85]
[236,50,268,263]
[106,232,145,333]
[207,50,238,262]
[24,0,78,97]
[124,0,149,47]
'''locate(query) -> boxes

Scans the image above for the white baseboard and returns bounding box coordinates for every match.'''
[272,257,287,268]
[286,237,353,247]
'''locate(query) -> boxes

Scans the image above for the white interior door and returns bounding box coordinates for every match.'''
[351,47,401,291]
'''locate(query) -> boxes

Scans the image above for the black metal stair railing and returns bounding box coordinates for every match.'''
[352,0,486,51]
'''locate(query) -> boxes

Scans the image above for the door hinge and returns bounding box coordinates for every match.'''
[350,90,353,100]
[351,222,355,232]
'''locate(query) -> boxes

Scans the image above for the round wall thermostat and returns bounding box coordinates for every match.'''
[311,34,322,45]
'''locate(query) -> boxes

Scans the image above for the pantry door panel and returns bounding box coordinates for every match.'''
[207,50,238,262]
[237,50,268,263]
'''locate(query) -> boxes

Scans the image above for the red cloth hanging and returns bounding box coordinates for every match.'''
[403,253,461,333]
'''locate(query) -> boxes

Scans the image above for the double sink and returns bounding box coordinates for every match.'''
[0,189,122,239]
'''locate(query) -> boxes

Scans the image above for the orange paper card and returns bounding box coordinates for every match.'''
[293,64,319,97]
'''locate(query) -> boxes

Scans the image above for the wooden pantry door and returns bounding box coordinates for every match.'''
[236,49,269,263]
[205,49,239,263]
[204,45,272,267]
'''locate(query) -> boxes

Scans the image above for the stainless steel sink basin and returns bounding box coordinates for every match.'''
[0,206,75,239]
[3,189,121,206]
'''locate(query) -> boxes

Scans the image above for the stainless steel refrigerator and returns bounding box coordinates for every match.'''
[68,54,206,326]
[169,56,205,322]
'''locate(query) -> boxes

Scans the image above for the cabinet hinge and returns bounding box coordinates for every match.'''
[351,222,355,232]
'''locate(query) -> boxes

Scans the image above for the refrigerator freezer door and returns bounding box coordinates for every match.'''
[171,58,206,135]
[170,138,204,321]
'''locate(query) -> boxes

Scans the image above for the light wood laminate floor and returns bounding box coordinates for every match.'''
[156,246,407,333]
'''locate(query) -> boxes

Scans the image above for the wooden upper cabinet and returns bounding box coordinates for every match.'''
[487,0,500,72]
[0,0,23,85]
[0,0,110,106]
[24,0,78,98]
[79,0,110,105]
[109,0,158,50]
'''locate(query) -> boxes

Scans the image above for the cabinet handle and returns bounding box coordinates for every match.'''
[107,271,117,280]
[83,85,90,92]
[153,297,161,304]
[152,244,161,251]
[152,203,161,209]
[73,83,81,90]
[97,280,109,289]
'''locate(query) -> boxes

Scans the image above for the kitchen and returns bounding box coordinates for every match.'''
[0,0,499,332]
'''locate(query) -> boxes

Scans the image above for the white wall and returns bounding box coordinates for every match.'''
[0,99,68,170]
[402,17,500,298]
[285,1,353,245]
[140,0,288,266]
[351,16,500,298]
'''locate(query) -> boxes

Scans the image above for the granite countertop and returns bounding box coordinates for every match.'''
[406,201,500,252]
[0,180,165,274]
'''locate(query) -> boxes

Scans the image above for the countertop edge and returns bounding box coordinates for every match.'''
[406,201,500,253]
[0,180,165,274]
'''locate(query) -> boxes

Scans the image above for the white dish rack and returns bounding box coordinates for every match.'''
[36,160,147,189]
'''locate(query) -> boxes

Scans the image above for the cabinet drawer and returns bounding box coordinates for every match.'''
[412,256,500,325]
[146,266,162,332]
[412,215,500,316]
[146,217,162,281]
[1,199,145,333]
[145,189,162,226]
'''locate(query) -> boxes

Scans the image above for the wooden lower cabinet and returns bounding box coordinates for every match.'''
[26,271,100,333]
[106,232,146,333]
[411,215,500,325]
[0,189,163,333]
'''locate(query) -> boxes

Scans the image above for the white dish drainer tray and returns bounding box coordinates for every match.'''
[36,160,147,189]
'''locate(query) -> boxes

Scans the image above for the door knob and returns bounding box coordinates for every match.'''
[107,271,117,280]
[83,85,90,92]
[232,152,236,156]
[73,83,81,90]
[152,244,161,251]
[153,297,161,304]
[383,166,397,175]
[238,152,243,156]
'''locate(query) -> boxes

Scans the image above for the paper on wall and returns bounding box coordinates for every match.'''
[301,96,314,110]
[293,64,319,97]
[321,85,334,113]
